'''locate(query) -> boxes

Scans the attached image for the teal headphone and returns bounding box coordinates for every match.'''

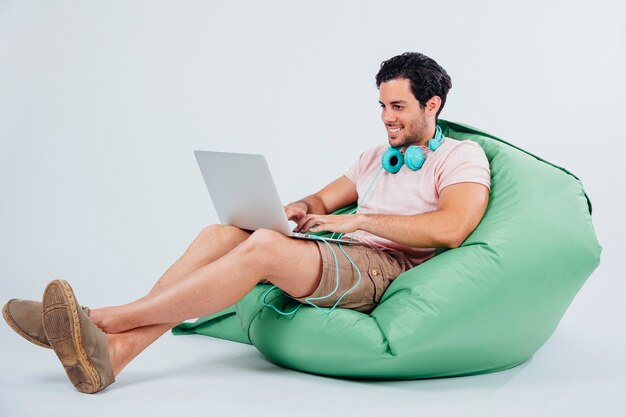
[381,125,444,173]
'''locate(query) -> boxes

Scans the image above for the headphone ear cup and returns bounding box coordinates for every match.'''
[381,147,404,174]
[428,137,443,152]
[428,125,444,151]
[404,146,425,170]
[428,139,440,152]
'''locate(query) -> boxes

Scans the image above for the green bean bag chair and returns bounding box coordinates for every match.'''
[173,120,601,379]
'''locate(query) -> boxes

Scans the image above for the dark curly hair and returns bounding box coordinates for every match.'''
[375,52,452,119]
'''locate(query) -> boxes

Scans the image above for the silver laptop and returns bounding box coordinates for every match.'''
[194,150,355,244]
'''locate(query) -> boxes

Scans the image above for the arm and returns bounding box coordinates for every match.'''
[302,182,489,248]
[285,175,358,222]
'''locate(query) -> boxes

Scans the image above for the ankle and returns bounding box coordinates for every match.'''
[91,307,132,334]
[107,333,133,377]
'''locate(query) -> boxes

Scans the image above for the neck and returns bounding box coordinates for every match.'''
[413,124,437,148]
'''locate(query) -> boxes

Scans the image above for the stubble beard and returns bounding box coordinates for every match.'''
[392,123,426,149]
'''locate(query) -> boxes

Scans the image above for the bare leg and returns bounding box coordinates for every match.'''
[93,229,322,375]
[97,229,321,331]
[90,224,252,375]
[149,224,253,293]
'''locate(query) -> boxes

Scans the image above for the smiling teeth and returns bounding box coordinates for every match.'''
[389,127,401,133]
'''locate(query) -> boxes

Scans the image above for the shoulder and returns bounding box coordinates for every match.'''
[361,144,388,157]
[439,137,486,155]
[433,137,491,191]
[435,138,489,165]
[354,144,388,165]
[345,144,387,182]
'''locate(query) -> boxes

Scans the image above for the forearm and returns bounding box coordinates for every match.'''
[358,211,464,249]
[303,183,488,247]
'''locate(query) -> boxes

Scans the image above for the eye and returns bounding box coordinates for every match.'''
[393,105,403,111]
[379,103,385,109]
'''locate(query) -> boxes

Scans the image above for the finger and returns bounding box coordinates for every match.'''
[309,218,339,233]
[286,207,305,222]
[311,221,336,233]
[287,209,304,222]
[299,218,320,233]
[313,218,346,234]
[295,215,314,232]
[295,208,307,220]
[299,216,324,233]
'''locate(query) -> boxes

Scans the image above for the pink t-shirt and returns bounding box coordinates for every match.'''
[344,137,491,268]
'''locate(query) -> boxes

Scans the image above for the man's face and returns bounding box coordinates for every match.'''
[378,78,429,148]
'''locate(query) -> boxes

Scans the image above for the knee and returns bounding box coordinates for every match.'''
[237,228,283,256]
[197,224,242,242]
[246,229,285,250]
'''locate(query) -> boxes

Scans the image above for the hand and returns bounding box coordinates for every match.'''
[295,214,364,235]
[284,204,307,223]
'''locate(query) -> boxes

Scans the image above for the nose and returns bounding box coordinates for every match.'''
[382,108,396,124]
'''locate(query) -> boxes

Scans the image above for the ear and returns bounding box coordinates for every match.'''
[425,96,442,116]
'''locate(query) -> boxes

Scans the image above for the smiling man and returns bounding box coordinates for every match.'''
[4,52,490,393]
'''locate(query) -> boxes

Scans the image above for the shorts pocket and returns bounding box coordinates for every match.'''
[380,251,406,283]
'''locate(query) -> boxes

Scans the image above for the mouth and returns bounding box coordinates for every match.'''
[386,125,403,138]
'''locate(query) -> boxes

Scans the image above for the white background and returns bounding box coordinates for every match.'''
[1,1,624,416]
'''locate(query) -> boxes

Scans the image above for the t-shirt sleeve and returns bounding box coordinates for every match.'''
[437,141,491,193]
[344,151,365,184]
